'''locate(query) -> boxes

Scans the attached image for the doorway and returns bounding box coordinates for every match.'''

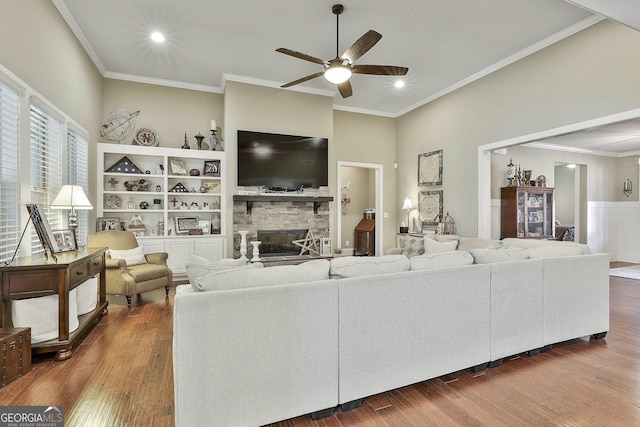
[478,108,640,239]
[337,161,383,256]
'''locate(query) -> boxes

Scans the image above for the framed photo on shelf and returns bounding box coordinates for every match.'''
[96,217,122,232]
[198,219,211,234]
[170,159,187,176]
[418,149,443,186]
[175,216,198,233]
[203,160,220,177]
[52,229,77,252]
[202,179,220,193]
[419,190,443,223]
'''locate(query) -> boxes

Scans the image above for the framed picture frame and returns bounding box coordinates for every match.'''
[175,216,198,233]
[203,160,221,177]
[418,149,443,186]
[198,219,211,235]
[52,229,77,252]
[96,217,122,232]
[202,179,220,193]
[419,190,443,223]
[26,203,59,254]
[169,159,187,176]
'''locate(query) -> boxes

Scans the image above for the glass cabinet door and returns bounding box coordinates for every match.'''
[525,192,545,237]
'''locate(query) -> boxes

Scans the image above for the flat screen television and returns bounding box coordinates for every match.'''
[237,130,328,190]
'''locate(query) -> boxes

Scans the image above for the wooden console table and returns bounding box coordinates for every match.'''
[0,248,108,361]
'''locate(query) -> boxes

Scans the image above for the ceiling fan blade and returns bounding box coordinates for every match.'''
[281,71,325,88]
[337,80,353,98]
[352,64,409,76]
[276,48,326,65]
[341,30,382,63]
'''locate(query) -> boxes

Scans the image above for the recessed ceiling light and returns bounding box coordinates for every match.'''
[150,31,165,43]
[394,80,405,88]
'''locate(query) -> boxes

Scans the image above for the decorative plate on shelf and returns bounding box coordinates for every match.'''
[133,127,159,147]
[106,194,122,209]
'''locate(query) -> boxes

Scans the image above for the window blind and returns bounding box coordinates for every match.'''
[0,82,20,262]
[67,129,89,246]
[30,104,63,253]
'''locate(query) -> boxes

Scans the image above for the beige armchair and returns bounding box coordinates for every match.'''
[87,230,173,308]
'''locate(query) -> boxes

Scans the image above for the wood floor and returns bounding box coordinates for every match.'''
[2,265,640,426]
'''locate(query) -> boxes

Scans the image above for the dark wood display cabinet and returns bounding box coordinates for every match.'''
[501,186,554,239]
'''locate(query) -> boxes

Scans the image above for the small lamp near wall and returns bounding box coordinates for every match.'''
[624,178,633,197]
[400,196,412,233]
[51,185,93,231]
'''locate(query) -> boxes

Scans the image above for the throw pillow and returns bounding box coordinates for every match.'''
[329,255,410,279]
[423,238,458,253]
[501,238,590,253]
[410,250,474,270]
[194,259,330,292]
[470,248,529,264]
[108,246,147,266]
[402,237,425,258]
[457,238,503,252]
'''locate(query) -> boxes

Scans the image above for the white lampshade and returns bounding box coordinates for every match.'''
[324,63,352,84]
[51,185,93,210]
[402,197,412,211]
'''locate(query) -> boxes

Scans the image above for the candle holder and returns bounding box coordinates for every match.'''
[250,241,261,262]
[210,129,218,151]
[238,230,249,261]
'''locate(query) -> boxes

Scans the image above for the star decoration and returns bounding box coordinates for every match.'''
[292,229,320,256]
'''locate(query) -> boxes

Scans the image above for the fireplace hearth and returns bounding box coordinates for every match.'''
[257,229,308,257]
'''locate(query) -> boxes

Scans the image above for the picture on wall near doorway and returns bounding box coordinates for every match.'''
[418,149,443,186]
[419,190,443,224]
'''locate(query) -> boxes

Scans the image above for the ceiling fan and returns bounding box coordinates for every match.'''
[276,4,408,98]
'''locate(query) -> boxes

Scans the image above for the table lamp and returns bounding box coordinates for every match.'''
[400,196,412,233]
[51,185,93,230]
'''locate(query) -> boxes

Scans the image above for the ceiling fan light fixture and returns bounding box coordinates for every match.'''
[324,63,352,84]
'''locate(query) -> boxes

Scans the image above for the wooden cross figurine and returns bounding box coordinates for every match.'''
[171,197,179,208]
[108,177,119,189]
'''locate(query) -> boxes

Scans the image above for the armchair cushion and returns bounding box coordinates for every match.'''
[129,263,175,282]
[108,246,147,266]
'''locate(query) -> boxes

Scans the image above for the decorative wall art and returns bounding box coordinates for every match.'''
[418,150,443,186]
[419,190,443,224]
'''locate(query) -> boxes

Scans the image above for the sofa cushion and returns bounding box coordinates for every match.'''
[194,259,330,292]
[470,248,529,264]
[501,238,590,254]
[410,250,474,270]
[185,256,252,285]
[457,238,503,252]
[330,255,410,279]
[402,237,425,258]
[526,246,588,259]
[424,238,458,253]
[108,246,147,266]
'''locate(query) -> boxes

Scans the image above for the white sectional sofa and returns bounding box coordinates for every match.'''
[173,238,609,427]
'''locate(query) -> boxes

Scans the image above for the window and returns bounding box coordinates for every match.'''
[30,103,63,253]
[67,129,89,246]
[0,81,20,263]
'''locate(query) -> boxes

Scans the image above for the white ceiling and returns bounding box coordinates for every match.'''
[52,0,640,154]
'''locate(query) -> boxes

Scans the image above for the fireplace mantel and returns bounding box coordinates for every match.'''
[233,195,333,214]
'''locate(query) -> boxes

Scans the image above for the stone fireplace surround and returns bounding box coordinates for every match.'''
[232,195,331,259]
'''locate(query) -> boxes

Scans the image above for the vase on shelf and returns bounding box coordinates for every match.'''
[250,241,261,262]
[238,230,249,261]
